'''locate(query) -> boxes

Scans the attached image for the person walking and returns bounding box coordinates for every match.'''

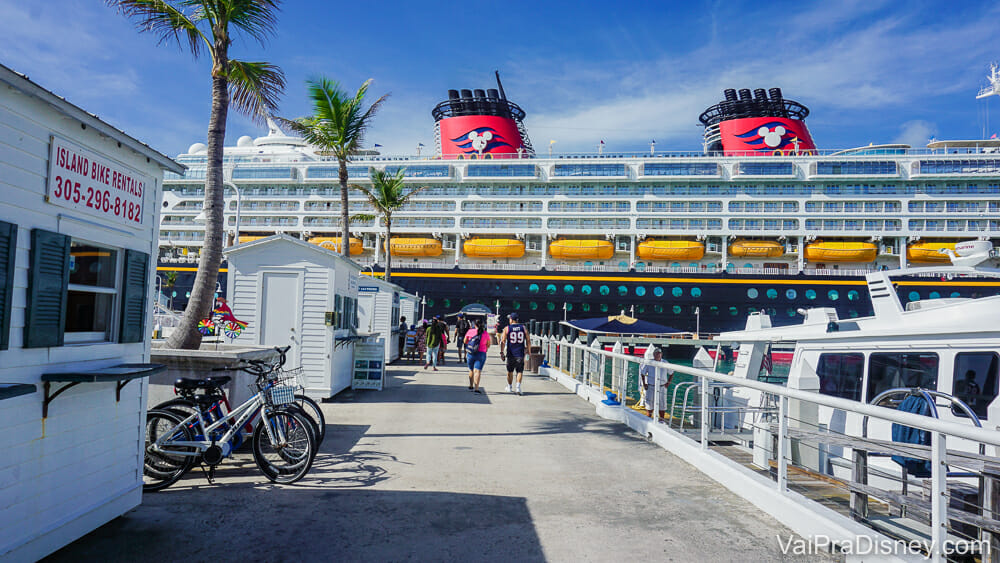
[500,312,530,395]
[416,321,428,366]
[424,316,444,371]
[640,347,674,420]
[397,316,407,362]
[454,313,471,363]
[464,318,490,393]
[404,324,418,362]
[438,322,448,366]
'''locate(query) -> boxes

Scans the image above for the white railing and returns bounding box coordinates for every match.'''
[531,332,1000,561]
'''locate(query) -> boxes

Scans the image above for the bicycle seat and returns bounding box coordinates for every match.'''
[174,376,232,390]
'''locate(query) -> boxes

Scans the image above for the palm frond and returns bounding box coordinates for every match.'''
[108,0,209,56]
[225,0,281,46]
[281,77,387,159]
[349,213,376,224]
[227,59,285,121]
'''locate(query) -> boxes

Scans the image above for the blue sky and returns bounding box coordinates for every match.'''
[1,0,999,157]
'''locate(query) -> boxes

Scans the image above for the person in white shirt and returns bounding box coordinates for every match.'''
[640,347,673,420]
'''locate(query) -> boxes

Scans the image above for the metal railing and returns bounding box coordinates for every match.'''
[532,331,1000,562]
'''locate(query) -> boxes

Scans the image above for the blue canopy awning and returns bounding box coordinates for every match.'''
[561,315,682,335]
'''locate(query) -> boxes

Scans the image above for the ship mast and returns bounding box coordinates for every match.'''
[976,62,1000,99]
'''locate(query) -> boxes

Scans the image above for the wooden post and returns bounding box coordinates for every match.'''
[851,449,869,521]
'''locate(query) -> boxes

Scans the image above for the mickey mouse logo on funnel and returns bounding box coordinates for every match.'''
[432,73,535,158]
[450,127,514,155]
[699,87,816,155]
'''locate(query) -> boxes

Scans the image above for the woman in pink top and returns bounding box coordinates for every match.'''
[464,318,490,393]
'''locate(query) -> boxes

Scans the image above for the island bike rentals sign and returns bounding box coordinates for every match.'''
[46,136,151,228]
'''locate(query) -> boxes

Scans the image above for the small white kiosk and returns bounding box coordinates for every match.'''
[0,65,183,560]
[356,276,417,363]
[224,235,361,398]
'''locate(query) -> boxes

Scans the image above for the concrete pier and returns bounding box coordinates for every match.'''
[45,350,832,562]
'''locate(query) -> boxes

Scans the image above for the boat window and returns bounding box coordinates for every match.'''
[654,305,663,313]
[952,352,999,419]
[546,302,555,311]
[672,287,683,298]
[709,306,719,316]
[672,305,682,314]
[908,291,920,302]
[600,303,609,312]
[786,289,797,300]
[847,290,860,301]
[546,284,557,295]
[426,298,435,308]
[563,284,574,295]
[729,306,739,316]
[653,287,664,297]
[512,301,521,310]
[787,308,797,317]
[617,285,628,296]
[529,284,539,294]
[817,353,865,401]
[635,286,646,297]
[849,310,859,318]
[581,285,592,295]
[766,289,778,300]
[867,353,939,402]
[599,285,610,296]
[442,299,451,309]
[929,291,940,299]
[529,302,538,310]
[950,291,961,298]
[828,290,839,301]
[565,303,573,312]
[582,303,591,312]
[747,288,759,299]
[691,287,702,297]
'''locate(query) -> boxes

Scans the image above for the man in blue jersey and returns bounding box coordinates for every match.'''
[500,312,530,395]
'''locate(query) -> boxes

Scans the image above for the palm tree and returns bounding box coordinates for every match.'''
[351,169,426,283]
[282,78,387,257]
[110,0,285,349]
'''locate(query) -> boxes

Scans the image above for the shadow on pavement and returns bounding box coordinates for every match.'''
[44,489,546,563]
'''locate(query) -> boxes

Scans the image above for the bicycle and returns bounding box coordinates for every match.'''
[143,349,319,491]
[153,346,326,448]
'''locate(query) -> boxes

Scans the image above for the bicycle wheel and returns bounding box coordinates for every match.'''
[294,394,326,446]
[143,409,196,492]
[252,407,316,484]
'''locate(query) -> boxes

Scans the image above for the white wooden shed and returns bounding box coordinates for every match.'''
[356,276,417,363]
[0,64,183,560]
[224,235,361,398]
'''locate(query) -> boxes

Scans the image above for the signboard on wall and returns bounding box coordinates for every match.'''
[352,338,385,390]
[46,136,151,228]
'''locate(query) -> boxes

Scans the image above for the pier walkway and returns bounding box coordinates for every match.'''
[46,350,831,562]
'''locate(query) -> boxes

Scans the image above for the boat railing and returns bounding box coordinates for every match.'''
[532,330,1000,560]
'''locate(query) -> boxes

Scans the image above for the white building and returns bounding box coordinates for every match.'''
[0,65,183,560]
[356,276,417,363]
[224,234,361,398]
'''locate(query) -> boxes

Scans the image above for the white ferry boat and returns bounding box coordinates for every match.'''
[157,72,1000,333]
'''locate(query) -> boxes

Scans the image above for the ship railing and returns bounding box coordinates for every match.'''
[532,331,1000,560]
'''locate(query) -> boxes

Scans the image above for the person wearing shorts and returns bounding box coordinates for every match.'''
[500,312,529,395]
[454,313,471,362]
[464,318,490,394]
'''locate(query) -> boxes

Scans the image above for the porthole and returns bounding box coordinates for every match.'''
[653,286,664,297]
[766,289,778,300]
[638,305,646,314]
[827,290,839,301]
[709,306,719,315]
[546,284,557,295]
[512,301,521,310]
[805,289,816,300]
[689,262,698,269]
[787,308,797,317]
[618,261,629,271]
[582,303,591,312]
[566,303,573,311]
[747,288,759,299]
[654,305,664,313]
[849,310,859,318]
[636,286,646,297]
[427,298,435,307]
[617,285,628,296]
[495,283,501,291]
[636,262,646,272]
[691,287,702,297]
[443,298,451,308]
[563,284,574,295]
[599,285,610,296]
[729,306,739,316]
[929,291,941,299]
[950,291,961,298]
[600,303,609,312]
[786,289,797,300]
[744,263,753,269]
[581,285,592,295]
[908,291,920,302]
[529,284,539,294]
[847,290,860,301]
[672,287,683,297]
[529,301,538,310]
[546,302,555,311]
[672,305,682,314]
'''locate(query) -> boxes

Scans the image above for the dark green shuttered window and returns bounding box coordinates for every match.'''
[0,221,16,350]
[25,229,70,348]
[118,250,149,343]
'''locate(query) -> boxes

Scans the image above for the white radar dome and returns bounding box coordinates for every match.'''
[187,142,207,154]
[237,136,254,147]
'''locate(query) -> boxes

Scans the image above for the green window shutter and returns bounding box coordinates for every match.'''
[119,250,149,343]
[25,229,70,348]
[0,220,17,350]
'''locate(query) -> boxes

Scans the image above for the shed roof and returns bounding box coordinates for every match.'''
[224,234,362,270]
[0,64,185,174]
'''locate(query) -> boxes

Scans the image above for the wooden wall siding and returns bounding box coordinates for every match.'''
[0,80,164,560]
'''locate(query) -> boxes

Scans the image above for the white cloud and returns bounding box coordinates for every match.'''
[893,120,938,147]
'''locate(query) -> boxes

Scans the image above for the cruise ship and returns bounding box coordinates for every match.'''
[157,74,1000,334]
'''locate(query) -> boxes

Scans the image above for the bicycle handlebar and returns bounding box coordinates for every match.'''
[214,346,291,378]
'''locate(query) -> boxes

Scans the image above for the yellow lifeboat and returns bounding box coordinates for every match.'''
[728,239,785,258]
[463,238,525,258]
[308,236,363,255]
[804,241,878,262]
[237,235,266,244]
[907,241,956,263]
[549,239,614,260]
[389,237,442,257]
[636,240,705,261]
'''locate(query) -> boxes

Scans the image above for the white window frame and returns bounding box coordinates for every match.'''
[64,238,122,345]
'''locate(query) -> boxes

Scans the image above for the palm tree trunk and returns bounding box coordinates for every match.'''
[339,159,349,257]
[166,69,229,349]
[384,217,392,283]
